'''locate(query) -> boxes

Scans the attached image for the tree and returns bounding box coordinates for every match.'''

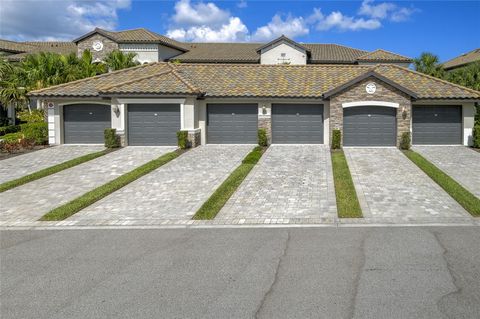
[414,52,445,78]
[445,61,480,91]
[104,50,140,71]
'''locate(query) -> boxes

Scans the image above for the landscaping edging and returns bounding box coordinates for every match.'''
[40,149,183,221]
[0,149,111,193]
[192,146,266,220]
[331,150,363,218]
[403,150,480,217]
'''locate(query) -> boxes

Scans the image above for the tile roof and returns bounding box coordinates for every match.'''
[357,49,412,62]
[172,43,369,64]
[443,48,480,70]
[0,39,37,53]
[1,40,76,61]
[73,28,188,51]
[28,62,480,100]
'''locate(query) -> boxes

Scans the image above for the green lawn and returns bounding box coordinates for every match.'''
[331,150,363,218]
[0,149,110,193]
[403,150,480,217]
[40,150,180,221]
[193,146,265,220]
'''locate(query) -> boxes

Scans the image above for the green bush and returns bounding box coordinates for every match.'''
[0,125,21,136]
[1,132,23,143]
[258,128,268,146]
[104,128,120,148]
[21,122,48,145]
[242,146,263,164]
[400,132,411,150]
[0,132,23,153]
[473,124,480,148]
[17,109,45,123]
[177,131,189,149]
[332,129,341,149]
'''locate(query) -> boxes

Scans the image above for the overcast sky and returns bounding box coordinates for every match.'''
[1,0,479,61]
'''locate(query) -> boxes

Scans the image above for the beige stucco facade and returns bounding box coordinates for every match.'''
[260,43,307,65]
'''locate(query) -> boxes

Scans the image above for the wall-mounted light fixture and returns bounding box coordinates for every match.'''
[262,105,267,115]
[112,105,120,116]
[401,106,407,119]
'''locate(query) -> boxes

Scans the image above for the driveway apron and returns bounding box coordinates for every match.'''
[344,148,472,223]
[414,146,480,198]
[0,145,105,184]
[216,145,337,222]
[68,145,253,222]
[0,147,174,222]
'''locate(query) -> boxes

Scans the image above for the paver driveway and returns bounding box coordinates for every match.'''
[0,147,174,223]
[68,145,253,222]
[0,145,104,184]
[344,148,471,223]
[216,145,337,222]
[414,146,480,198]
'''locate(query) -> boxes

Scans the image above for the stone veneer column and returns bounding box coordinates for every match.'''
[258,103,272,144]
[329,77,412,147]
[187,129,201,148]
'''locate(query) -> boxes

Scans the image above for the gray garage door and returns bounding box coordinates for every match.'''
[128,104,180,146]
[207,104,258,144]
[413,106,462,145]
[63,104,111,144]
[272,104,324,144]
[343,106,397,146]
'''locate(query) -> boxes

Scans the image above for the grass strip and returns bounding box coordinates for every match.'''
[403,150,480,217]
[0,149,110,193]
[193,146,265,220]
[331,150,363,218]
[40,150,180,221]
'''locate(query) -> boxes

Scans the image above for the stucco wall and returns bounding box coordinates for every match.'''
[329,77,412,147]
[119,43,159,63]
[260,43,307,65]
[158,45,184,61]
[77,34,118,61]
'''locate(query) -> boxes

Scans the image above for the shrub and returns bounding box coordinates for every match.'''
[258,128,268,146]
[177,131,189,149]
[104,128,120,148]
[21,122,48,145]
[0,132,23,153]
[242,146,263,164]
[332,129,341,149]
[17,109,45,123]
[473,124,480,148]
[0,125,21,136]
[400,132,411,150]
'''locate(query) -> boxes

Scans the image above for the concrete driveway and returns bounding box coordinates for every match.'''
[414,146,480,198]
[216,145,337,223]
[344,148,472,223]
[0,145,104,184]
[0,147,174,223]
[68,145,253,223]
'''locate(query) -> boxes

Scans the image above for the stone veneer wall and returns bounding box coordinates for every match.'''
[329,77,412,147]
[77,34,119,61]
[258,115,272,144]
[187,129,201,148]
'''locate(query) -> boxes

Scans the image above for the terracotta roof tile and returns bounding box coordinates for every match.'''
[357,49,412,62]
[28,62,480,100]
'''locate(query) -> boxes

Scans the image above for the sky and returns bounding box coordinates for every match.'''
[1,0,479,62]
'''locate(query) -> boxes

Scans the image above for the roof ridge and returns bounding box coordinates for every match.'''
[98,68,173,91]
[177,63,371,69]
[168,63,200,92]
[358,49,411,60]
[29,62,164,95]
[378,64,480,95]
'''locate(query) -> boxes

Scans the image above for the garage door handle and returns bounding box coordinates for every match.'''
[89,112,93,115]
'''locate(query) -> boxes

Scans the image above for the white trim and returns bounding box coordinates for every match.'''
[180,103,185,130]
[116,98,186,104]
[342,101,399,108]
[58,101,110,106]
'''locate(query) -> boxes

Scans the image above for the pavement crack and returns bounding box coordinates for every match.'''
[347,229,370,319]
[431,230,462,316]
[254,230,290,319]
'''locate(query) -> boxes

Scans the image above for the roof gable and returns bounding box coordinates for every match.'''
[256,35,310,54]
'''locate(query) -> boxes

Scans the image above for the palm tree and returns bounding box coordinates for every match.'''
[104,50,140,71]
[414,52,445,78]
[75,50,106,78]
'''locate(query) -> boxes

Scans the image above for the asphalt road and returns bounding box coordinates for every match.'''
[1,226,479,319]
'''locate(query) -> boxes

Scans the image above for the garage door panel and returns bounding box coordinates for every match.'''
[207,104,258,144]
[413,106,461,145]
[272,104,324,144]
[343,106,396,146]
[64,104,111,144]
[128,104,180,146]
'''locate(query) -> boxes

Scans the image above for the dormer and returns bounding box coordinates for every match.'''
[257,35,310,65]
